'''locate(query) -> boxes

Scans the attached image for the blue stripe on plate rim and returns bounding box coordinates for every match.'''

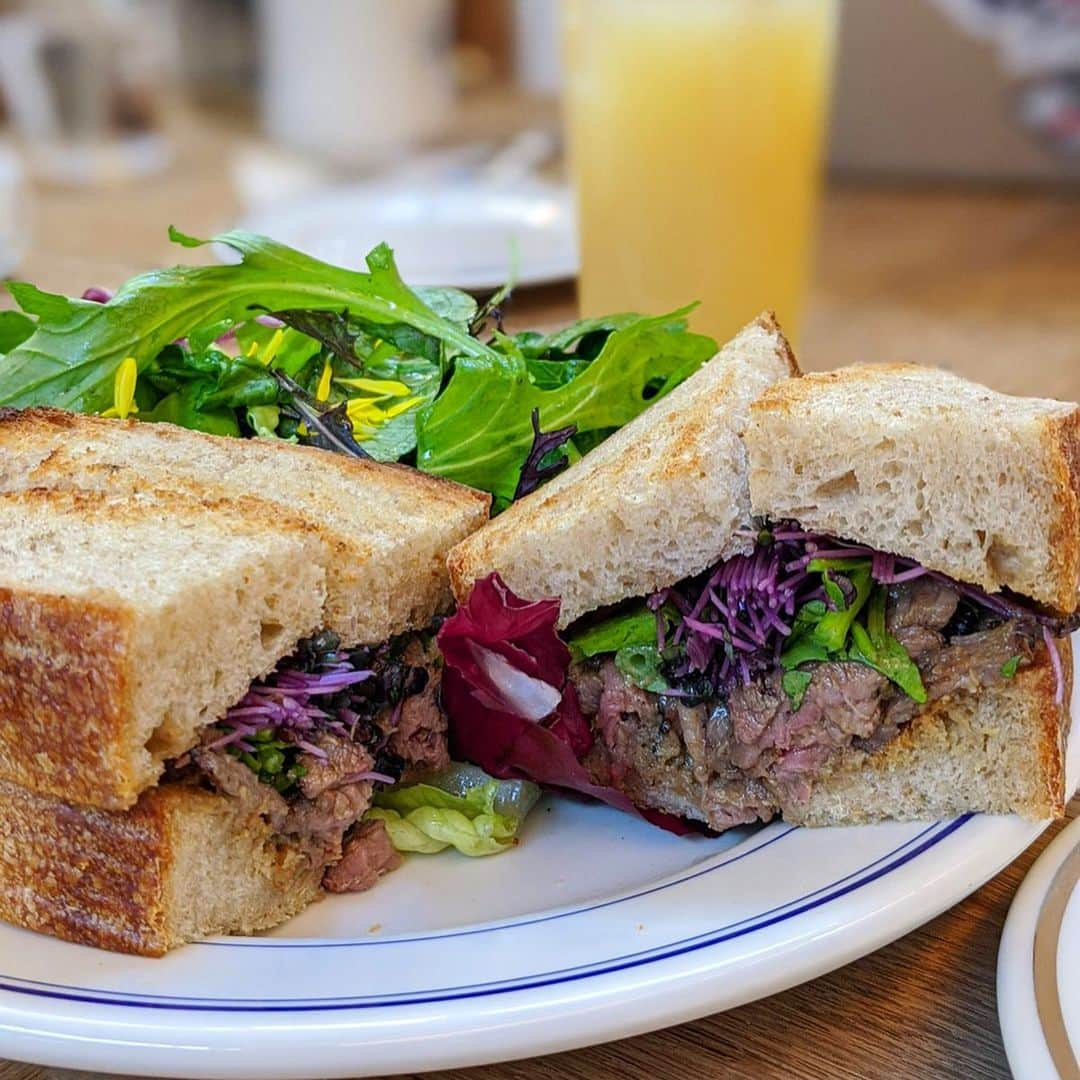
[0,816,969,1013]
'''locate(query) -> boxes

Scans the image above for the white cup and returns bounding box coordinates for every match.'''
[256,0,454,171]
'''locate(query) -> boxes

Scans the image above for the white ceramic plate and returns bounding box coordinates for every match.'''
[999,813,1080,1079]
[235,179,578,291]
[1,648,1075,1080]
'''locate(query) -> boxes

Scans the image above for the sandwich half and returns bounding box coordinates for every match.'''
[442,318,1077,833]
[0,418,489,954]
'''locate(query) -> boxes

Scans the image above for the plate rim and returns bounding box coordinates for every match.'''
[998,813,1080,1080]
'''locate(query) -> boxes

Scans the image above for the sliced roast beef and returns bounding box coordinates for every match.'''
[728,662,889,804]
[192,748,289,831]
[921,622,1034,702]
[323,819,402,894]
[298,733,376,800]
[390,637,449,778]
[579,659,776,829]
[181,627,449,893]
[285,780,374,861]
[571,601,1037,831]
[886,579,960,635]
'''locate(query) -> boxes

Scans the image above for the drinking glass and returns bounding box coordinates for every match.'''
[562,0,838,345]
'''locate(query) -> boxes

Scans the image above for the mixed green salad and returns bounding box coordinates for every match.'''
[0,228,716,511]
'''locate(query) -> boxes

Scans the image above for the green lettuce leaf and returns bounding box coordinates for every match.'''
[416,308,716,505]
[369,763,540,857]
[568,606,657,661]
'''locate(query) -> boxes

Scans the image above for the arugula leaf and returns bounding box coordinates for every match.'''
[614,644,669,693]
[525,356,592,390]
[416,308,716,504]
[849,623,927,702]
[233,321,321,377]
[272,310,365,371]
[513,313,643,359]
[806,557,872,573]
[144,385,241,436]
[0,229,497,414]
[780,572,872,671]
[780,634,831,671]
[569,606,658,661]
[822,571,848,611]
[246,404,286,440]
[782,670,813,711]
[813,567,873,652]
[0,310,35,353]
[848,587,928,702]
[1001,655,1023,679]
[414,286,478,331]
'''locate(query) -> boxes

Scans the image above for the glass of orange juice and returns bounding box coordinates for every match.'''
[562,0,838,345]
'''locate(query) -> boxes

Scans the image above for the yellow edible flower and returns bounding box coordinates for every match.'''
[333,377,411,397]
[260,328,285,366]
[315,360,333,402]
[338,374,422,442]
[101,357,139,420]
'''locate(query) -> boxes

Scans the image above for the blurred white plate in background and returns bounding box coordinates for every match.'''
[236,177,578,291]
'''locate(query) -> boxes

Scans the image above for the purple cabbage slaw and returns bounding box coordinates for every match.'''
[208,650,393,780]
[650,523,1074,705]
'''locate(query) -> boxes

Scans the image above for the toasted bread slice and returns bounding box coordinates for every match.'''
[785,638,1072,826]
[0,779,324,956]
[0,487,326,810]
[0,408,492,645]
[746,364,1080,613]
[448,313,799,628]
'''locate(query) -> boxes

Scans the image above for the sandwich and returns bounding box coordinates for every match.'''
[441,314,1078,832]
[0,411,490,954]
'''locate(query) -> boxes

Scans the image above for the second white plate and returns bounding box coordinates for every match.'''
[236,179,578,290]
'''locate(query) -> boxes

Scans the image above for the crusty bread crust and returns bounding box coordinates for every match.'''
[0,780,323,956]
[746,364,1080,613]
[448,313,799,628]
[0,587,138,808]
[0,487,328,809]
[785,638,1071,826]
[0,407,492,645]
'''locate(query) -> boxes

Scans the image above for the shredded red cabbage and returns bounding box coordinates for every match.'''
[438,574,694,834]
[655,523,1076,702]
[210,651,373,759]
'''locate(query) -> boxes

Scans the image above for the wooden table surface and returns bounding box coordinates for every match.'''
[2,106,1080,1080]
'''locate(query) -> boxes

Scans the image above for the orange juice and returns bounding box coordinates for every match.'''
[562,0,837,345]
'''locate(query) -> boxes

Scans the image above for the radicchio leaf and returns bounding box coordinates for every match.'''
[438,573,694,833]
[513,408,577,501]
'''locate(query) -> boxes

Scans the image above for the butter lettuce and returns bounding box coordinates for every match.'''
[368,763,540,857]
